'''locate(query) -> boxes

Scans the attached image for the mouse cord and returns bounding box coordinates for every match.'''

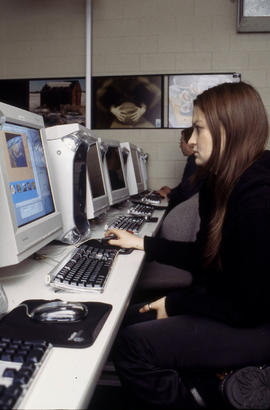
[18,303,32,318]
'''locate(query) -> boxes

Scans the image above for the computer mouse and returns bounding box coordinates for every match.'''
[29,301,88,323]
[102,233,118,242]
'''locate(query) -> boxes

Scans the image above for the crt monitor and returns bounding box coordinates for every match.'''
[120,142,144,196]
[137,147,149,191]
[101,139,129,206]
[0,102,62,267]
[86,137,110,219]
[45,123,92,244]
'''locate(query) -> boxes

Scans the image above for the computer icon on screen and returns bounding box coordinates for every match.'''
[0,102,62,267]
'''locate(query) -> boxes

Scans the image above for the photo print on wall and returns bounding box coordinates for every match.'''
[92,75,163,129]
[29,78,86,127]
[168,73,241,128]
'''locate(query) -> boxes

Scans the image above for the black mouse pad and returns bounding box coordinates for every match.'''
[0,299,112,348]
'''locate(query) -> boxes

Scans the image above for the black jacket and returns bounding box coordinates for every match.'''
[144,151,270,327]
[167,154,201,212]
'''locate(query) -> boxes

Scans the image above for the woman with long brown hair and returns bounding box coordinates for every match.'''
[107,81,270,409]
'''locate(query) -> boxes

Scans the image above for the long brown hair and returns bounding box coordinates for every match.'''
[194,81,269,268]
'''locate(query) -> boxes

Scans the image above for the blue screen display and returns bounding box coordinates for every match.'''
[2,122,55,227]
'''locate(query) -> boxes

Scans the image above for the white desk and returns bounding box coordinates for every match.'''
[0,202,167,410]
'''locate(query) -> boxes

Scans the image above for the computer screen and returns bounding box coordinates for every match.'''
[101,140,129,206]
[86,139,110,219]
[137,147,149,191]
[0,102,62,267]
[131,147,142,184]
[120,142,144,195]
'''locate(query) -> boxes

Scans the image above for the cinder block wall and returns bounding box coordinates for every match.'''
[92,0,270,189]
[0,0,86,79]
[0,0,270,189]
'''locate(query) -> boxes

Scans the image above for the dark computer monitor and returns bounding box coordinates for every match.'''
[86,138,110,219]
[120,142,144,195]
[137,147,149,191]
[101,140,129,206]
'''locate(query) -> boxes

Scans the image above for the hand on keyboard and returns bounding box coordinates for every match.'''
[101,233,118,242]
[105,229,144,251]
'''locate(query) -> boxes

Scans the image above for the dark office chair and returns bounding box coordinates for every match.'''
[133,193,200,301]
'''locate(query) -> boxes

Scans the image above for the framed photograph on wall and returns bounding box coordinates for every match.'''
[237,0,270,32]
[92,75,163,129]
[29,77,86,127]
[168,73,241,128]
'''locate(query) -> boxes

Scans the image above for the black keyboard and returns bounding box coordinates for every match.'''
[0,337,51,409]
[131,191,162,205]
[47,241,119,293]
[105,215,145,234]
[127,203,154,217]
[143,192,161,204]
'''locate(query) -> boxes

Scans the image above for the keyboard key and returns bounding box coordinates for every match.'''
[3,368,17,378]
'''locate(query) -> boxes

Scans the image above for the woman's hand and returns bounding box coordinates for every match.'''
[105,229,144,250]
[139,297,168,320]
[155,186,171,198]
[110,105,127,122]
[130,104,146,123]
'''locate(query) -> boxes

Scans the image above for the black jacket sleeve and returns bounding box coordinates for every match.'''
[144,236,201,273]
